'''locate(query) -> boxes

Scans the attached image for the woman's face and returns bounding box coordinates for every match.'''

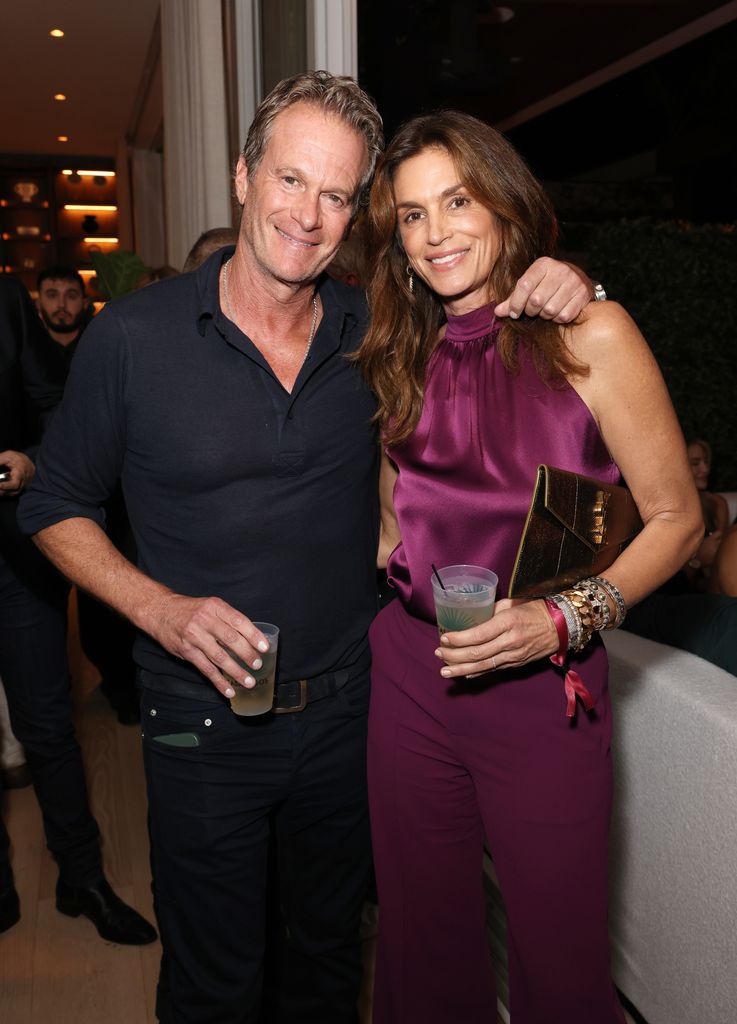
[688,443,710,490]
[392,146,501,315]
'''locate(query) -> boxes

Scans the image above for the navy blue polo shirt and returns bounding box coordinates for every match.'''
[19,248,380,690]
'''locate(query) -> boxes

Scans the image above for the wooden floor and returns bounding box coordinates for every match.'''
[0,601,506,1024]
[1,605,161,1024]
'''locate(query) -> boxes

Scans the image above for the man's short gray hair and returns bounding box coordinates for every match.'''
[242,70,384,211]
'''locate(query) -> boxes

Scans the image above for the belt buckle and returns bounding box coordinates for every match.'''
[272,679,308,714]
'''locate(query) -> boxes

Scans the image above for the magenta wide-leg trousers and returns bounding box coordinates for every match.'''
[367,598,625,1024]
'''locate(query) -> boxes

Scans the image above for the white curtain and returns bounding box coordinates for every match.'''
[161,0,231,270]
[306,0,357,78]
[132,149,167,268]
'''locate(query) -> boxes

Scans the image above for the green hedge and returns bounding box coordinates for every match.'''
[585,220,737,490]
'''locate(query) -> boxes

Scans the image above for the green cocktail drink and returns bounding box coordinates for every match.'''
[431,565,498,637]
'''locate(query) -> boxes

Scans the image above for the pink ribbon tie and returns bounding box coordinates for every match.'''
[544,599,596,719]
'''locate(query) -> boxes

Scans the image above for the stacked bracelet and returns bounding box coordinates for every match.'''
[557,586,596,651]
[549,576,627,652]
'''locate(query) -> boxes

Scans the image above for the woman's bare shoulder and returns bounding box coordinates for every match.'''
[564,301,650,369]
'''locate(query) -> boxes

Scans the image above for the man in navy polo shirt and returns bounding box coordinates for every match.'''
[20,72,594,1022]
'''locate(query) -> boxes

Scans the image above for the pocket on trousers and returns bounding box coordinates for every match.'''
[141,690,229,750]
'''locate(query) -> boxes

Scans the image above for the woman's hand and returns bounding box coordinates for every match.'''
[434,598,558,678]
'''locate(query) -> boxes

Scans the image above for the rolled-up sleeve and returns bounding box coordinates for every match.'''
[18,304,129,536]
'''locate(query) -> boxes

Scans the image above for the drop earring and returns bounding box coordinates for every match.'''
[406,263,414,293]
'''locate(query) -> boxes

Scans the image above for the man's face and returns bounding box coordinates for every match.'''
[235,102,369,287]
[38,278,86,334]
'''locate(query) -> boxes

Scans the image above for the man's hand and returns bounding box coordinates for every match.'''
[148,593,271,698]
[0,450,35,497]
[494,257,594,324]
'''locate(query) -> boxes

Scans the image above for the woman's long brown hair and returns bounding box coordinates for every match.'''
[356,110,587,446]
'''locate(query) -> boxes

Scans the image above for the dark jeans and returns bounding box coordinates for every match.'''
[144,669,372,1024]
[0,550,102,885]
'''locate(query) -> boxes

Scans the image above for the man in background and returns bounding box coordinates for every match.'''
[0,274,156,942]
[36,266,91,352]
[36,265,139,724]
[182,226,238,273]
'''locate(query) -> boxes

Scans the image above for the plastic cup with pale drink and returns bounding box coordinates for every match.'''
[226,622,279,716]
[431,565,498,637]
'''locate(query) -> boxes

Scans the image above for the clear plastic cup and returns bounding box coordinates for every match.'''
[430,565,498,637]
[225,622,279,716]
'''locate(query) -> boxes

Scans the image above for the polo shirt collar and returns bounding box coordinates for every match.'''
[194,244,360,340]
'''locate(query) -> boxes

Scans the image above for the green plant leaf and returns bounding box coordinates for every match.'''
[90,249,148,300]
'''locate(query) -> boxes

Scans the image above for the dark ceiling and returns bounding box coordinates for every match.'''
[358,0,736,221]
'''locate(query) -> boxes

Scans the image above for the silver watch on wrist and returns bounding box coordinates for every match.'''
[592,282,607,302]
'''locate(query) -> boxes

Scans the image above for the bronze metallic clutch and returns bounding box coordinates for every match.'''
[508,465,643,599]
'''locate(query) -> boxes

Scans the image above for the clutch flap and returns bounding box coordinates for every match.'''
[542,466,641,553]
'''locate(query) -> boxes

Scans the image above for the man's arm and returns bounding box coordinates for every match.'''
[377,451,400,569]
[34,517,270,698]
[494,257,594,324]
[19,301,267,698]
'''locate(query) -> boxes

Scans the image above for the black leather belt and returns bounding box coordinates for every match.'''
[272,668,350,713]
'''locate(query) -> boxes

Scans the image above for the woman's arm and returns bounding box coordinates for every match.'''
[437,302,703,677]
[378,450,400,569]
[564,301,703,604]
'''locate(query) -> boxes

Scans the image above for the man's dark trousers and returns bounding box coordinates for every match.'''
[145,665,372,1024]
[0,547,102,884]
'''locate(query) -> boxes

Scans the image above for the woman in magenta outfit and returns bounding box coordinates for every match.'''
[357,112,702,1024]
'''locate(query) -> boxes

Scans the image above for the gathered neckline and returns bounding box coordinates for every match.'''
[443,303,499,342]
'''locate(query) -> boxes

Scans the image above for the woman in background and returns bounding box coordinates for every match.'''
[358,111,702,1023]
[685,438,729,588]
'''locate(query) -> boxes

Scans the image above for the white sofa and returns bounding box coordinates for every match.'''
[606,629,737,1024]
[485,630,737,1024]
[719,491,737,525]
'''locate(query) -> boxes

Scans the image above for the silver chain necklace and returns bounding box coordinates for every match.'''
[221,258,319,367]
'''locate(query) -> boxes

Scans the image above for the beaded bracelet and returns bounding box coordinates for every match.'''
[590,576,627,628]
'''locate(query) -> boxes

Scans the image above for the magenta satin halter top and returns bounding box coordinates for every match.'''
[386,304,621,624]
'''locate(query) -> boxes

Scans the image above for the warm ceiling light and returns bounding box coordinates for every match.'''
[75,170,116,178]
[78,270,96,277]
[64,204,118,212]
[49,28,64,38]
[54,93,67,101]
[57,135,69,142]
[84,237,118,244]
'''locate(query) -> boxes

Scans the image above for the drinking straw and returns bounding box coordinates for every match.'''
[431,563,446,590]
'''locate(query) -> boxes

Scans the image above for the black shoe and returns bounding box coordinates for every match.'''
[56,876,157,945]
[0,885,20,933]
